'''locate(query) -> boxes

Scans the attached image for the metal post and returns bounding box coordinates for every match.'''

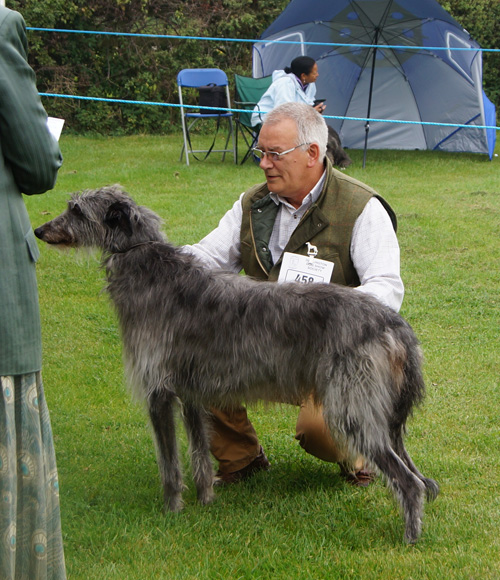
[363,27,380,169]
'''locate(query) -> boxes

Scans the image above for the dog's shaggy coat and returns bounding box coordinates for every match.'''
[326,126,352,169]
[35,185,438,543]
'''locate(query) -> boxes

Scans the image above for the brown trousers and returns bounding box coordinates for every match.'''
[210,397,364,474]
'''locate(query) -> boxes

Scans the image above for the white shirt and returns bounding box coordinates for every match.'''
[251,70,317,127]
[186,173,404,312]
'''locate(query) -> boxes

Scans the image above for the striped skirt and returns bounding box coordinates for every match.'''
[0,373,66,580]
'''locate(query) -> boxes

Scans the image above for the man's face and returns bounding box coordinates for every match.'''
[257,118,312,206]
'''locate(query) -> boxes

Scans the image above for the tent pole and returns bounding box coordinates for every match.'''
[363,27,380,168]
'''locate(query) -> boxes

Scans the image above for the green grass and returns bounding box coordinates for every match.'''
[26,135,500,579]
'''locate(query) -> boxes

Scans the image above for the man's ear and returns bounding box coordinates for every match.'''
[104,201,133,237]
[306,142,321,167]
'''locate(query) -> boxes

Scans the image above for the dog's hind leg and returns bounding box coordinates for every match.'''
[182,403,215,506]
[324,407,426,542]
[390,428,439,502]
[372,447,426,544]
[320,381,426,542]
[148,389,184,512]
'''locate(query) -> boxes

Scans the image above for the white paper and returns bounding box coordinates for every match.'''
[278,252,334,285]
[47,117,65,141]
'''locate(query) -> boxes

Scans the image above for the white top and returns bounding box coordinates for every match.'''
[251,70,317,127]
[185,172,404,312]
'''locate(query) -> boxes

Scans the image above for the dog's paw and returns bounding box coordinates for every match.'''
[198,487,215,506]
[165,494,184,513]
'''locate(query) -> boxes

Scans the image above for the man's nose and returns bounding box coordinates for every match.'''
[259,154,273,169]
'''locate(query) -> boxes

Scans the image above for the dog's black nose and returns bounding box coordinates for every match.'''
[34,227,44,239]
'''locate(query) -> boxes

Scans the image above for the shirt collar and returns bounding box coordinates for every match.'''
[294,74,308,92]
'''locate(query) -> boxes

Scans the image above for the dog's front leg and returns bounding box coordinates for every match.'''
[148,389,184,512]
[182,403,215,506]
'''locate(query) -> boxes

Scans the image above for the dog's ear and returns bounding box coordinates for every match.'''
[69,200,84,217]
[104,201,133,237]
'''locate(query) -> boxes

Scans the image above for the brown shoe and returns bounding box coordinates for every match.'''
[214,447,270,486]
[340,466,376,487]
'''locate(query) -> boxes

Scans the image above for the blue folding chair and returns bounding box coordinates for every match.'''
[177,68,236,166]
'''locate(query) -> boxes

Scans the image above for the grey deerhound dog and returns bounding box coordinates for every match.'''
[35,185,438,543]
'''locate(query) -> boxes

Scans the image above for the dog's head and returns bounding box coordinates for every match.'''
[35,185,164,253]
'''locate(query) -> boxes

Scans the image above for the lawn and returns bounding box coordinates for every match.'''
[26,134,500,579]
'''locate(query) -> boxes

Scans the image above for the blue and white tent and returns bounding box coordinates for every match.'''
[253,0,496,159]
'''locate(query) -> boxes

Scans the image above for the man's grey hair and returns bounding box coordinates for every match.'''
[263,102,328,161]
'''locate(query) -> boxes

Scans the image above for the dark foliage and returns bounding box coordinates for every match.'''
[10,0,499,135]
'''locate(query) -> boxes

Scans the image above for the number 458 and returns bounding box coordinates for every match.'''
[295,274,315,284]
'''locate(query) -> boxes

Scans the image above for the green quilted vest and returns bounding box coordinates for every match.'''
[240,161,396,285]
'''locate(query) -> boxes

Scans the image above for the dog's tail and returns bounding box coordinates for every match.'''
[386,327,440,501]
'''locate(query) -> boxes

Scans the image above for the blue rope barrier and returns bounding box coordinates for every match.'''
[33,28,500,133]
[27,27,500,53]
[39,93,500,131]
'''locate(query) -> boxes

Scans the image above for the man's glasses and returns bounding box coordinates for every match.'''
[251,143,311,162]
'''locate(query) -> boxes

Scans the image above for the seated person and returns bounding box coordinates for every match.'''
[251,56,325,127]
